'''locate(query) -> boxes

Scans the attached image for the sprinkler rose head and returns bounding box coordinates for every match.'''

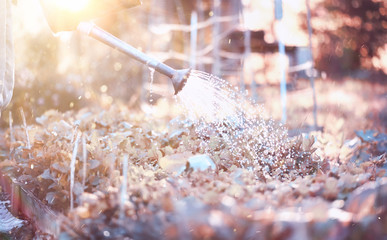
[171,68,191,95]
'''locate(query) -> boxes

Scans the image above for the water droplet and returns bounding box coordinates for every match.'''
[175,70,299,175]
[103,231,110,237]
[100,85,108,93]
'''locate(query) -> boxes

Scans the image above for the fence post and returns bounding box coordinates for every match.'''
[190,11,198,69]
[212,0,221,76]
[275,0,287,123]
[306,0,318,129]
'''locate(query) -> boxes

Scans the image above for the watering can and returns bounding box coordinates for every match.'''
[40,0,190,94]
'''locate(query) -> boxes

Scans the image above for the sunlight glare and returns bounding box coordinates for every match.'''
[54,0,91,12]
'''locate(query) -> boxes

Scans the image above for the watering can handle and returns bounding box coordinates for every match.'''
[40,0,142,33]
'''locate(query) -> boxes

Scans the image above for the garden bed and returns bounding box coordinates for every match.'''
[0,102,386,239]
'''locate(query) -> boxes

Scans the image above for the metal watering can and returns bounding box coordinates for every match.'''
[40,0,190,94]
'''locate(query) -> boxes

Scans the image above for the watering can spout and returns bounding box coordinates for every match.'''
[155,63,190,94]
[78,22,190,95]
[171,69,190,95]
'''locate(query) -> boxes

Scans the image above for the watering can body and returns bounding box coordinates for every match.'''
[40,0,141,33]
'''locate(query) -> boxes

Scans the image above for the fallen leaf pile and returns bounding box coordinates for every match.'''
[0,103,386,239]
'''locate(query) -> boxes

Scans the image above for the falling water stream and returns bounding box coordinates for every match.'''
[20,108,31,150]
[70,132,81,210]
[8,112,14,151]
[120,155,129,220]
[82,134,87,191]
[148,67,156,104]
[177,70,291,172]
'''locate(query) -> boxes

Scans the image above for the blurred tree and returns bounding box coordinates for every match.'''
[314,0,386,75]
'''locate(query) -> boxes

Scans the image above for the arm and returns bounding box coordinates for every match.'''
[40,0,142,33]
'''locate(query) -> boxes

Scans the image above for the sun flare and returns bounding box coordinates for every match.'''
[53,0,91,12]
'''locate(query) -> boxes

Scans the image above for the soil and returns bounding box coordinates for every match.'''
[0,78,386,239]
